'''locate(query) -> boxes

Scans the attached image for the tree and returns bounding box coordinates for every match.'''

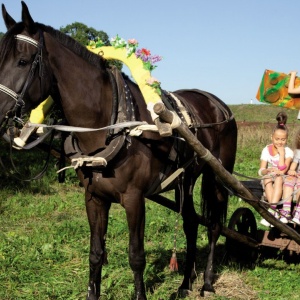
[0,32,4,40]
[60,22,109,46]
[60,22,122,70]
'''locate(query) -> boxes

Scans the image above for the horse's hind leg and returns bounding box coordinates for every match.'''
[177,175,199,295]
[85,192,111,300]
[200,168,227,296]
[201,222,221,296]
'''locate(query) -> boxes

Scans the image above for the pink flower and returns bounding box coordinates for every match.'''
[128,39,138,45]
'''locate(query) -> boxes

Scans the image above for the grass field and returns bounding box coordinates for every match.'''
[1,104,300,299]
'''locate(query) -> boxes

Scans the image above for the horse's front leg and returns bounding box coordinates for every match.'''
[124,192,146,300]
[85,192,111,300]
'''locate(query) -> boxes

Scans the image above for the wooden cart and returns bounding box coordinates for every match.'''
[153,102,300,262]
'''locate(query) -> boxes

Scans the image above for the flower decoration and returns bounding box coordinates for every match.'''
[110,34,127,48]
[146,77,161,95]
[135,48,162,72]
[126,38,139,56]
[88,37,105,48]
[88,35,163,97]
[110,35,162,71]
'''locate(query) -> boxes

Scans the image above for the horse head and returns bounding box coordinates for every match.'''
[0,1,54,129]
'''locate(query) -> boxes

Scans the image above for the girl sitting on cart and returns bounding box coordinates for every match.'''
[258,112,293,227]
[279,70,300,225]
[282,128,300,225]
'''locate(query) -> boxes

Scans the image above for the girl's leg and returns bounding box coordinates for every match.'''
[271,176,283,204]
[260,178,279,227]
[292,179,300,225]
[280,176,296,223]
[263,178,274,203]
[269,176,283,219]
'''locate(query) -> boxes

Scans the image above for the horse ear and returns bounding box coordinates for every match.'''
[2,4,16,30]
[21,1,36,34]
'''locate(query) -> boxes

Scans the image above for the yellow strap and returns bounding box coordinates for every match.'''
[87,46,161,105]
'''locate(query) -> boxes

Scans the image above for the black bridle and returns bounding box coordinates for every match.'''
[0,31,44,132]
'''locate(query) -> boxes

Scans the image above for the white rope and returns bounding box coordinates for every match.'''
[28,121,147,132]
[129,124,158,136]
[57,157,107,173]
[170,111,182,129]
[28,119,177,137]
[259,174,300,205]
[128,112,182,136]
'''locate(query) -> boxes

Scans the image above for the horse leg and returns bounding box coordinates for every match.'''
[124,192,147,300]
[85,192,111,300]
[200,170,227,296]
[177,175,199,295]
[201,222,221,296]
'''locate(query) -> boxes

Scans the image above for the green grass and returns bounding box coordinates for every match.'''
[1,105,300,299]
[230,103,299,123]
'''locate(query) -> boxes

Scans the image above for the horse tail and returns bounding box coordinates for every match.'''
[201,164,229,226]
[200,117,237,227]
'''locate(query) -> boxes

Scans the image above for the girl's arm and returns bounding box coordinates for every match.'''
[281,157,293,174]
[258,160,272,176]
[288,71,300,94]
[287,161,298,175]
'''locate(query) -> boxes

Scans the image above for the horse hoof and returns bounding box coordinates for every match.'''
[177,288,191,298]
[200,284,215,297]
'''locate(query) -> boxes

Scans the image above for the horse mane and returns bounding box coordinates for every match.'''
[0,21,108,71]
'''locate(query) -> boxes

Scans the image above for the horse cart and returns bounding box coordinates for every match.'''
[152,103,300,262]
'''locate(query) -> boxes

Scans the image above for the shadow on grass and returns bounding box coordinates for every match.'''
[144,240,300,299]
[143,243,256,300]
[258,246,300,265]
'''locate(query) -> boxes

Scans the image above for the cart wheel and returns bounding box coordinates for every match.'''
[226,207,258,264]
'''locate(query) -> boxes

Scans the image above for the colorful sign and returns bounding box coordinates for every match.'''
[256,69,300,109]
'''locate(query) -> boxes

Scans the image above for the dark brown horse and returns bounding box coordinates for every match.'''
[0,2,237,299]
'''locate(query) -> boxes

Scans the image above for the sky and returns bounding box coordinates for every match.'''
[0,0,300,105]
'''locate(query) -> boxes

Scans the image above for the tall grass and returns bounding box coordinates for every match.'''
[1,105,300,299]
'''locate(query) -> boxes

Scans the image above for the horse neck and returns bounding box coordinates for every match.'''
[45,33,113,152]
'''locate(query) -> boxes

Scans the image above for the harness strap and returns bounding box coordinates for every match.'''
[0,118,55,181]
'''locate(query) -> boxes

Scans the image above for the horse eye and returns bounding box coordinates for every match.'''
[18,59,28,67]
